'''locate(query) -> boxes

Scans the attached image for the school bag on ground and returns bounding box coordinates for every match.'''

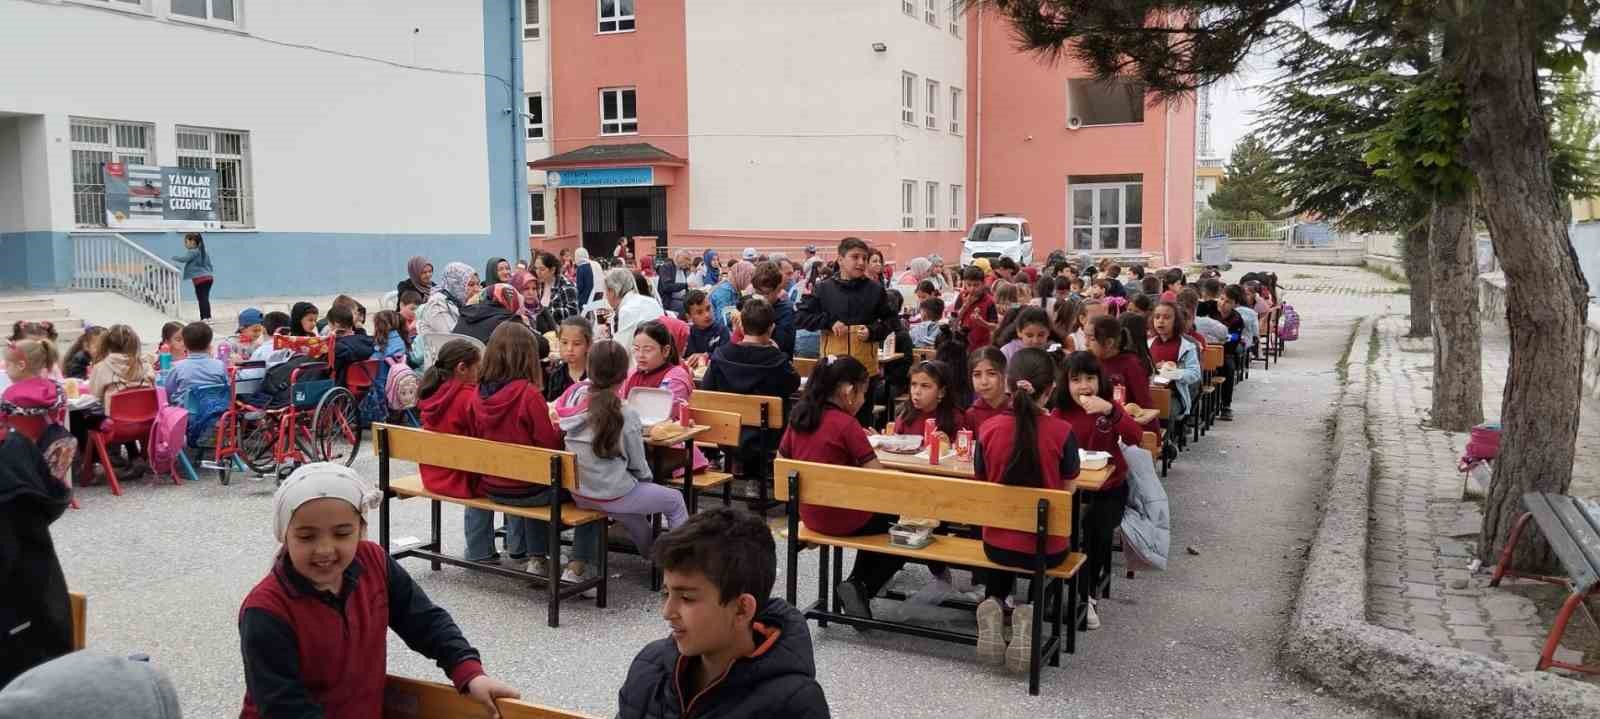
[147,405,187,477]
[1280,303,1300,341]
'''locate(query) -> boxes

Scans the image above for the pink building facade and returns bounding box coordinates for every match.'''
[525,2,1195,266]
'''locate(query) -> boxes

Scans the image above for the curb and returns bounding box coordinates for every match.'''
[1281,317,1600,717]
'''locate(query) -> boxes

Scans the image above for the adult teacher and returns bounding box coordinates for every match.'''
[396,256,432,310]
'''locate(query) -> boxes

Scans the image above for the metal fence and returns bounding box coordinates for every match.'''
[1196,219,1293,243]
[70,233,182,319]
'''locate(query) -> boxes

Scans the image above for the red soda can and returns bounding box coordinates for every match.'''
[956,429,972,461]
[1113,384,1126,406]
[925,418,941,465]
[678,402,693,427]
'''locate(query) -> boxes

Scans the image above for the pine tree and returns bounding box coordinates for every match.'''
[1206,134,1288,219]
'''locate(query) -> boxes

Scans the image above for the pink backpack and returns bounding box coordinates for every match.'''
[147,405,188,476]
[1279,304,1300,341]
[384,356,419,411]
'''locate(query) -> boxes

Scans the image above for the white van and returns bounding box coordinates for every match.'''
[960,215,1034,267]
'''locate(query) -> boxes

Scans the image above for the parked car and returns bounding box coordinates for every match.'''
[960,215,1034,266]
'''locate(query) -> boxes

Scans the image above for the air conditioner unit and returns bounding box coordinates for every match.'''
[1067,116,1084,130]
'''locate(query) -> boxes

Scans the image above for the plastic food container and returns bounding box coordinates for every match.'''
[889,523,934,549]
[626,387,674,426]
[1079,450,1111,470]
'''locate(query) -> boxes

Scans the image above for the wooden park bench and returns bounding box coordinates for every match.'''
[1488,492,1600,675]
[383,674,597,719]
[1200,345,1224,431]
[374,424,610,628]
[689,390,786,509]
[776,458,1086,695]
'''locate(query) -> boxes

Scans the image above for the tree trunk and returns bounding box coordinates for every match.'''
[1404,224,1432,337]
[1455,10,1589,568]
[1428,196,1483,431]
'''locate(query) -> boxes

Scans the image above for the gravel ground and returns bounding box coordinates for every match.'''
[50,263,1402,718]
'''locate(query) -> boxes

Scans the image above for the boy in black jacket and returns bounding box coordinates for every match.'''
[618,508,829,719]
[704,298,800,479]
[795,237,896,425]
[0,429,72,687]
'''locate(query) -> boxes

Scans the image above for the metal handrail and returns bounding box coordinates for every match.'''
[69,232,182,319]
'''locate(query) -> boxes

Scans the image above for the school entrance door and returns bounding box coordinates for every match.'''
[580,187,667,261]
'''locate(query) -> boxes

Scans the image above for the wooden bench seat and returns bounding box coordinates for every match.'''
[777,458,1084,696]
[387,475,605,526]
[383,675,597,719]
[687,393,785,510]
[797,525,1085,579]
[375,424,611,628]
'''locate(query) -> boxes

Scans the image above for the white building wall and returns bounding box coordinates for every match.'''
[0,0,491,235]
[684,0,913,232]
[884,0,968,231]
[0,118,24,233]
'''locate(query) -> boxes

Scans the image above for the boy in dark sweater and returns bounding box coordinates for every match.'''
[704,298,801,475]
[684,289,730,374]
[618,508,830,718]
[328,304,375,387]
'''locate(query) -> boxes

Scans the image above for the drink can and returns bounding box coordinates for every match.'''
[1113,384,1126,406]
[159,350,172,370]
[956,429,972,461]
[678,402,693,427]
[925,418,941,465]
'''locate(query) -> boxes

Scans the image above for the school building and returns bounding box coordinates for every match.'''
[0,0,529,298]
[523,1,1196,266]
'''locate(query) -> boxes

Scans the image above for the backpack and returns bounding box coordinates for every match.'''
[384,355,419,410]
[250,355,322,409]
[1280,303,1300,341]
[148,405,188,476]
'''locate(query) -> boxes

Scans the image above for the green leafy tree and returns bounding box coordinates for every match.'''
[968,0,1600,570]
[1207,134,1289,218]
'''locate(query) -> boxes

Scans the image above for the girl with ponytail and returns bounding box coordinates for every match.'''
[970,348,1080,669]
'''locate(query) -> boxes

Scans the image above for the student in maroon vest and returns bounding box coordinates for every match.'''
[238,464,518,718]
[890,360,967,443]
[972,349,1080,670]
[964,347,1010,432]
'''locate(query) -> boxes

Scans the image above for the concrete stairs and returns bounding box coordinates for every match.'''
[0,295,85,346]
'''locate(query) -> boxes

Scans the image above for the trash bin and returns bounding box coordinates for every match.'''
[1200,233,1230,270]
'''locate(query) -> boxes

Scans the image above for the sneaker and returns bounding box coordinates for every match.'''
[561,567,597,599]
[975,598,1006,665]
[469,552,502,566]
[1005,604,1034,672]
[526,556,551,578]
[1084,597,1101,630]
[835,579,873,630]
[1219,408,1234,422]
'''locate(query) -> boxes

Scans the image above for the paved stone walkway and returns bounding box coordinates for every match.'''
[1365,315,1600,672]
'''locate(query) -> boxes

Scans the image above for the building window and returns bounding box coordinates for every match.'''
[901,180,916,229]
[950,184,963,229]
[925,182,939,229]
[949,0,962,35]
[949,87,963,134]
[1071,181,1143,252]
[175,126,253,226]
[530,190,547,236]
[598,0,634,33]
[1067,77,1147,127]
[600,87,637,135]
[901,72,917,125]
[924,0,937,26]
[523,0,540,39]
[902,0,915,17]
[70,118,154,226]
[171,0,236,23]
[526,93,545,139]
[925,80,940,130]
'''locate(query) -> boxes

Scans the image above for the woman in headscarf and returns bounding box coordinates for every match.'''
[396,256,432,310]
[510,269,541,320]
[927,253,949,292]
[483,257,512,288]
[701,249,721,287]
[896,256,931,286]
[707,260,754,332]
[574,247,598,309]
[417,262,478,336]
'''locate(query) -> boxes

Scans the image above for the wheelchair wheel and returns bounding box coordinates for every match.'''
[313,387,361,466]
[241,418,278,475]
